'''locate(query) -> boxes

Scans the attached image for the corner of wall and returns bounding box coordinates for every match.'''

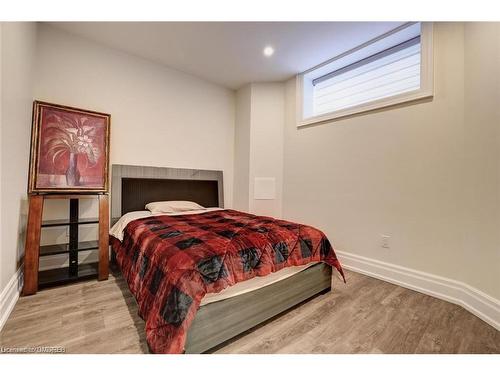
[0,22,4,291]
[0,22,37,323]
[234,82,286,218]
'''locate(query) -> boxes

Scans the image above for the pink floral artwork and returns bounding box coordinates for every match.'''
[29,102,110,193]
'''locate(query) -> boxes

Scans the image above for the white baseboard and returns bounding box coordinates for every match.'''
[0,266,23,332]
[337,251,500,331]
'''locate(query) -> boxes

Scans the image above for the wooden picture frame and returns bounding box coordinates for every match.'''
[28,101,110,194]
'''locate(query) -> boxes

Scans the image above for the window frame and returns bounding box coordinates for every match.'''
[296,22,434,127]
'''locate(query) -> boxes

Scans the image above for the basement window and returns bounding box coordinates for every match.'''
[298,22,433,127]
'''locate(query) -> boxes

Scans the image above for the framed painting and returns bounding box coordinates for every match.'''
[28,101,111,194]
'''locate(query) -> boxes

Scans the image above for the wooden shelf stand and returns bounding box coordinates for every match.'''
[22,194,109,296]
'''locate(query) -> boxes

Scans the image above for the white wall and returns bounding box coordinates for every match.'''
[283,23,500,300]
[248,83,284,217]
[0,23,3,288]
[33,24,236,268]
[36,24,235,207]
[0,22,37,291]
[462,22,500,297]
[233,85,251,211]
[233,83,285,217]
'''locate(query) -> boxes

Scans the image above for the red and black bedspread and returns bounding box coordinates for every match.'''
[110,209,344,354]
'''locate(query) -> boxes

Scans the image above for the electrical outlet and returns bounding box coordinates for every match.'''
[381,235,390,249]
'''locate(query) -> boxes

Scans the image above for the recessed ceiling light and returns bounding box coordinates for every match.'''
[263,46,275,57]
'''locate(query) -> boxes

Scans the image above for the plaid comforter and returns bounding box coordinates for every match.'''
[110,209,344,353]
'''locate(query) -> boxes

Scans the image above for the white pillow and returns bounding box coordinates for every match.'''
[145,200,206,213]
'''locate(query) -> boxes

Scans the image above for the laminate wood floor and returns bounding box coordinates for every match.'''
[1,269,498,354]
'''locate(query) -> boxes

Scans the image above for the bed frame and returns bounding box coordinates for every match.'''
[111,164,332,353]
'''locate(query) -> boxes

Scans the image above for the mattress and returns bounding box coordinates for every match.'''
[200,262,318,306]
[110,209,320,306]
[110,209,322,306]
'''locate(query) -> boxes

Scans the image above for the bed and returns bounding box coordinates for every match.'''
[110,164,344,354]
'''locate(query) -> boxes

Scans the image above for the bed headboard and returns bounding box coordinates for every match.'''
[111,164,224,220]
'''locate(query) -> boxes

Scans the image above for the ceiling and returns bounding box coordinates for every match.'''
[49,22,404,89]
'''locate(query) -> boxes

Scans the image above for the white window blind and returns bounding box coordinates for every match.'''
[312,36,421,116]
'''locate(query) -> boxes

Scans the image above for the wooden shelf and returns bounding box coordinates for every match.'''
[43,194,101,200]
[38,262,99,289]
[41,218,99,228]
[23,194,109,296]
[39,240,99,257]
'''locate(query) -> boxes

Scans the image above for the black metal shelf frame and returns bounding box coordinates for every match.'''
[38,198,99,289]
[41,218,99,228]
[39,240,99,257]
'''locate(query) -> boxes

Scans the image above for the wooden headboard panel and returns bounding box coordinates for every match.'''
[111,164,224,219]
